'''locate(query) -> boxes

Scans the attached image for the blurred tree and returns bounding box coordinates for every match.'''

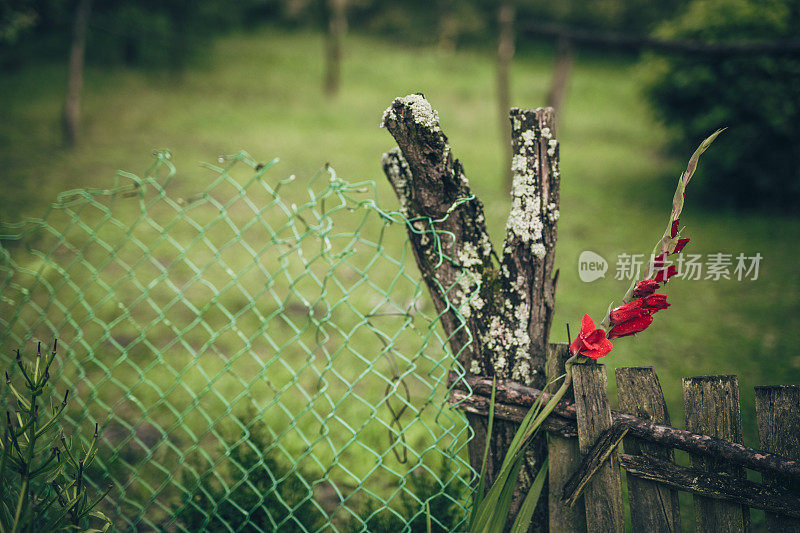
[496,1,515,187]
[0,1,39,44]
[515,0,689,35]
[62,0,91,146]
[324,0,347,97]
[87,0,247,72]
[643,0,800,211]
[545,35,573,127]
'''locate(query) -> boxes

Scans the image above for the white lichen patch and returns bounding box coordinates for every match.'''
[506,175,545,257]
[382,94,440,131]
[546,202,560,223]
[470,359,482,375]
[512,359,531,383]
[412,220,430,246]
[458,241,482,269]
[547,138,558,158]
[482,302,532,380]
[382,152,410,213]
[521,130,537,150]
[453,239,491,320]
[453,277,485,319]
[512,116,521,131]
[505,126,546,258]
[511,155,527,175]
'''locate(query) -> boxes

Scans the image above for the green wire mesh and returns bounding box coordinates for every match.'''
[0,151,477,532]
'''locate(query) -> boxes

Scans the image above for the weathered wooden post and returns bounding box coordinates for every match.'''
[616,367,681,532]
[683,375,750,532]
[381,95,560,529]
[755,385,800,532]
[546,343,587,532]
[572,364,625,533]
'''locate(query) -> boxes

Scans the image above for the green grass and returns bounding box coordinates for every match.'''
[1,27,798,531]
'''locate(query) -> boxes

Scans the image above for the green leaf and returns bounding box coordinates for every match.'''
[469,376,496,526]
[426,501,432,533]
[510,459,549,533]
[84,510,112,532]
[468,372,569,532]
[486,455,524,533]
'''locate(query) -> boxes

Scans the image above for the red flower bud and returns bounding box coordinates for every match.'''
[672,238,690,254]
[608,314,654,339]
[671,219,680,238]
[655,265,678,283]
[609,300,649,325]
[641,293,670,312]
[632,280,659,298]
[570,314,613,359]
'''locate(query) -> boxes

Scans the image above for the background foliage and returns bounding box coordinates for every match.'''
[644,0,800,210]
[2,0,799,530]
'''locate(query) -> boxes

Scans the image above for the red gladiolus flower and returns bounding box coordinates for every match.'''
[608,314,654,339]
[570,314,613,359]
[655,265,678,283]
[632,280,659,298]
[652,253,666,269]
[673,238,690,254]
[671,219,680,238]
[641,293,670,312]
[609,300,649,325]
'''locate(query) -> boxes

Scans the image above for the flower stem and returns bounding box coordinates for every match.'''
[521,354,583,445]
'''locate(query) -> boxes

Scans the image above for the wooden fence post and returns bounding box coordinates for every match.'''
[381,96,561,530]
[683,375,750,532]
[572,363,625,533]
[546,342,587,532]
[755,385,800,532]
[616,367,681,533]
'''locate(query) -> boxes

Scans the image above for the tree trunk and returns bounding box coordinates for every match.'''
[546,35,573,130]
[381,95,560,531]
[497,2,515,189]
[63,0,92,147]
[437,0,458,53]
[324,0,347,97]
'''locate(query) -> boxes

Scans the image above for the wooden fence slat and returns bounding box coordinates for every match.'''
[562,422,628,507]
[616,367,681,533]
[620,454,800,518]
[546,342,587,533]
[755,385,800,532]
[572,363,625,533]
[450,371,800,479]
[683,375,750,533]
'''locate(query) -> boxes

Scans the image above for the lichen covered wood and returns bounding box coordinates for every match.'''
[381,94,561,531]
[381,95,560,388]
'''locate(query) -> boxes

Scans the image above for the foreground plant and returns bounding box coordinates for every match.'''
[468,130,723,532]
[0,340,111,532]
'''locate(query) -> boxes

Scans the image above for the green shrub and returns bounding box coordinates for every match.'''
[175,419,325,532]
[642,0,800,211]
[0,340,112,532]
[350,460,465,532]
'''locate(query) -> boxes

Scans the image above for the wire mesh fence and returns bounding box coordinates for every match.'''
[0,151,476,531]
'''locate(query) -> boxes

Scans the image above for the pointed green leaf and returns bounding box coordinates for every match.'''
[510,459,549,533]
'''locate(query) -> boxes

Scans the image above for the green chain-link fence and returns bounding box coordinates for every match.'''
[0,152,477,531]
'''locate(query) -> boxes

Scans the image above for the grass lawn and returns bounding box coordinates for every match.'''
[1,27,798,531]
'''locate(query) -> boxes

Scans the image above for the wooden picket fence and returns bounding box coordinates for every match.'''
[450,343,800,532]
